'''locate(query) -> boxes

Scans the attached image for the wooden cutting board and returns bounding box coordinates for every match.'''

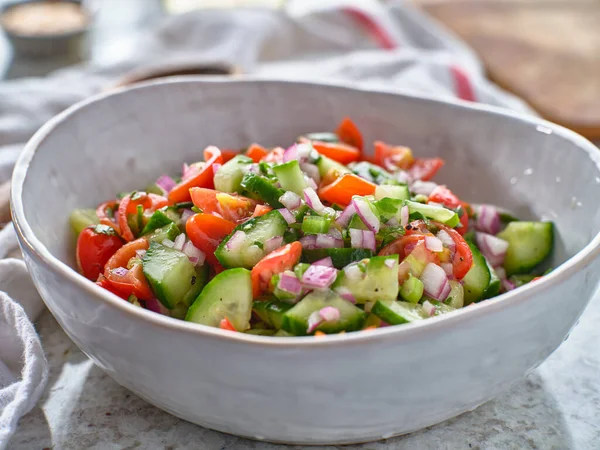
[416,0,600,139]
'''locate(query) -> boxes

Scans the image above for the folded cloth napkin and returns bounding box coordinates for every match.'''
[0,1,533,447]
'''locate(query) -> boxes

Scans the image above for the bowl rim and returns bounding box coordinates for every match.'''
[11,77,600,347]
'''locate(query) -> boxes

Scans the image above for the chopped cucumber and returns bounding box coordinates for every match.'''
[316,154,351,178]
[348,214,369,230]
[148,223,180,243]
[462,240,491,305]
[244,329,276,336]
[302,132,339,143]
[185,268,253,331]
[371,300,425,325]
[142,242,208,309]
[240,172,285,208]
[141,208,176,235]
[215,210,288,269]
[351,161,396,185]
[274,329,293,337]
[333,255,399,303]
[253,300,293,329]
[497,221,553,276]
[375,184,410,201]
[301,248,373,269]
[427,299,456,316]
[214,155,253,193]
[510,273,536,287]
[400,274,424,304]
[273,160,309,196]
[444,280,464,309]
[70,209,99,235]
[294,263,311,279]
[482,258,501,299]
[301,215,331,234]
[405,200,459,228]
[281,290,366,335]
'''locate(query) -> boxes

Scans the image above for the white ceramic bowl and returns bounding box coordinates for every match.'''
[11,79,600,445]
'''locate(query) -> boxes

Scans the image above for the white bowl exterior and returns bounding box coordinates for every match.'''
[12,79,600,444]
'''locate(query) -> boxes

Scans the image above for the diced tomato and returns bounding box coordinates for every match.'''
[76,226,124,281]
[96,200,119,232]
[408,158,444,181]
[336,117,363,151]
[186,213,236,266]
[251,242,302,298]
[374,141,414,170]
[190,187,220,214]
[219,317,237,331]
[168,146,224,203]
[96,275,129,300]
[189,187,257,223]
[311,141,361,165]
[221,149,238,162]
[246,144,269,163]
[428,185,469,235]
[103,238,153,299]
[117,193,170,242]
[319,173,376,206]
[252,204,273,217]
[434,223,473,280]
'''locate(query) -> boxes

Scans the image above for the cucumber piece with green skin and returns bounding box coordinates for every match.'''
[444,280,464,309]
[371,300,426,325]
[273,160,309,196]
[301,248,374,269]
[141,209,175,235]
[294,263,311,279]
[245,329,276,336]
[302,132,339,143]
[497,221,553,276]
[462,240,491,305]
[333,255,399,304]
[426,300,456,316]
[348,214,369,230]
[214,154,253,193]
[148,223,180,244]
[274,329,293,337]
[405,200,459,228]
[185,268,253,331]
[482,258,501,299]
[302,215,331,234]
[215,210,288,269]
[253,300,293,329]
[240,172,285,208]
[510,273,536,287]
[400,274,424,304]
[281,290,366,335]
[350,161,395,185]
[142,242,208,309]
[316,154,351,178]
[70,209,99,235]
[374,184,410,201]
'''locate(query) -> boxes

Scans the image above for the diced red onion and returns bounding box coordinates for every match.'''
[307,310,323,334]
[305,176,318,190]
[212,163,222,176]
[362,230,376,252]
[328,227,343,240]
[278,272,302,295]
[336,286,357,304]
[420,263,451,301]
[277,208,296,224]
[155,175,176,193]
[283,144,297,163]
[422,300,436,317]
[475,232,509,267]
[411,180,438,196]
[183,241,205,266]
[301,162,321,184]
[247,164,260,175]
[135,249,146,259]
[226,231,247,251]
[425,235,444,252]
[296,143,313,161]
[299,235,317,250]
[476,205,501,235]
[144,298,164,314]
[302,264,338,290]
[387,217,399,227]
[396,170,412,184]
[162,238,174,248]
[265,236,284,254]
[319,306,340,322]
[181,208,194,222]
[313,257,333,267]
[384,258,396,269]
[352,198,380,233]
[502,278,516,292]
[112,267,128,277]
[436,229,456,251]
[279,191,302,210]
[304,187,325,214]
[182,163,202,181]
[349,228,363,249]
[323,207,336,217]
[344,264,364,282]
[494,266,507,281]
[400,205,409,227]
[335,204,356,227]
[173,233,186,251]
[441,262,453,276]
[316,234,343,249]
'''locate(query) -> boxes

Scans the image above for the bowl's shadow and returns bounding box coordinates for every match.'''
[10,311,578,450]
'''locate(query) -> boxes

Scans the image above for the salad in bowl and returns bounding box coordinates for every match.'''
[70,118,553,337]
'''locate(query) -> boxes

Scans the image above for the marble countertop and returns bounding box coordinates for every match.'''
[9,289,600,450]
